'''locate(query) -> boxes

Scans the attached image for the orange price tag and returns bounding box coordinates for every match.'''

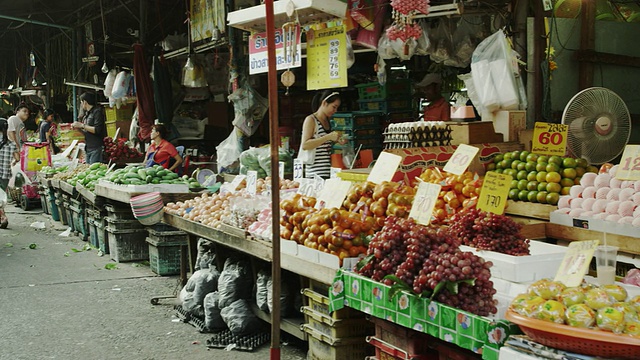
[615,145,640,181]
[531,122,568,156]
[443,144,479,175]
[477,171,512,215]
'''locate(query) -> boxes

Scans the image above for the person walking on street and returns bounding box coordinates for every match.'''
[39,108,59,154]
[0,119,16,192]
[73,92,106,164]
[7,103,29,164]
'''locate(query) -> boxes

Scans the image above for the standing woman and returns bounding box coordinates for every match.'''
[300,90,343,179]
[0,118,16,191]
[39,109,59,154]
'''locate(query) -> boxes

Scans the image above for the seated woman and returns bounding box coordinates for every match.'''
[145,124,183,172]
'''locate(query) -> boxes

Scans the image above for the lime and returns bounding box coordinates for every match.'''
[517,162,527,171]
[500,159,513,169]
[526,153,540,162]
[538,182,548,192]
[511,179,519,189]
[527,171,538,182]
[509,189,520,200]
[494,154,504,163]
[574,177,582,185]
[517,170,528,180]
[527,191,539,203]
[519,151,530,162]
[575,167,586,177]
[537,155,550,164]
[536,162,548,172]
[494,168,504,174]
[546,171,562,184]
[504,152,514,160]
[562,157,577,168]
[546,163,561,173]
[517,179,529,191]
[576,158,589,168]
[485,162,496,171]
[561,187,571,195]
[536,171,548,183]
[511,151,521,161]
[518,190,529,201]
[546,192,560,205]
[537,191,549,204]
[560,178,575,188]
[546,182,562,193]
[562,167,577,179]
[527,181,539,191]
[511,160,522,170]
[586,165,599,173]
[549,156,563,166]
[525,161,537,172]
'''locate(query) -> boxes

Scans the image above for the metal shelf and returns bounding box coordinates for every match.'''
[251,303,306,341]
[227,0,347,33]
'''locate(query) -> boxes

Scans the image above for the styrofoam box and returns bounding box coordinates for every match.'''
[499,346,540,360]
[281,239,298,255]
[550,211,638,238]
[97,179,189,193]
[460,240,567,283]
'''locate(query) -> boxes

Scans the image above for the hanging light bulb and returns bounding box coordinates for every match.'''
[101,61,109,73]
[29,51,36,67]
[31,78,38,87]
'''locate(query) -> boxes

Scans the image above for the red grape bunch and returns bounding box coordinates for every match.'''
[447,208,531,256]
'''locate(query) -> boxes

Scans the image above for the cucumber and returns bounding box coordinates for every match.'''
[161,175,174,181]
[137,169,147,179]
[125,173,142,179]
[89,163,101,170]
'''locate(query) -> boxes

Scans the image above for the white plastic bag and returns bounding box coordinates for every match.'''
[111,71,131,99]
[229,83,269,136]
[216,128,243,169]
[103,69,117,98]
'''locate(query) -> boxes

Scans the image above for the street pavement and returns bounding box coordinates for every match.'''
[0,203,307,360]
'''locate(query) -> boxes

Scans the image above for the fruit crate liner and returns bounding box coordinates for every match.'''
[205,329,270,352]
[174,305,212,333]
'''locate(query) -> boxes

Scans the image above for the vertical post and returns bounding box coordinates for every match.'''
[532,0,546,123]
[72,29,78,121]
[578,0,596,90]
[264,1,281,359]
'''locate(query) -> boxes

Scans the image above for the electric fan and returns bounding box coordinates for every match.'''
[561,87,631,165]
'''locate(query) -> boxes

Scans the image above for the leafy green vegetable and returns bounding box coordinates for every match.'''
[104,263,118,270]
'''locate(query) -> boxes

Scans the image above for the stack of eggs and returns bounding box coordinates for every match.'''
[555,165,640,226]
[130,192,164,225]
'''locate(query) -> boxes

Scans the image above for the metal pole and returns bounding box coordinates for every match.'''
[0,14,73,30]
[265,0,281,359]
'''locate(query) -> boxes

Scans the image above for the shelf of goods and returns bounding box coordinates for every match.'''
[94,181,198,204]
[162,213,338,285]
[328,270,519,360]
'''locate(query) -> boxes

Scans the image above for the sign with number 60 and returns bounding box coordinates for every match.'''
[532,122,568,156]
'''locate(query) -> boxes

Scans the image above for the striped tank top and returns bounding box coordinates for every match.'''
[305,115,331,179]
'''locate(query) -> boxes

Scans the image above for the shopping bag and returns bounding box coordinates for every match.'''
[20,142,52,175]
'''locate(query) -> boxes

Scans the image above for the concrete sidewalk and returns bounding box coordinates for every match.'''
[0,203,307,360]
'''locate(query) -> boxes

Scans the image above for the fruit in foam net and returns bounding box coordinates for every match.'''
[603,284,628,302]
[612,302,638,322]
[585,288,614,310]
[596,307,626,333]
[566,303,596,328]
[528,279,566,300]
[629,295,640,313]
[511,295,546,317]
[625,320,640,336]
[558,287,586,307]
[537,300,567,324]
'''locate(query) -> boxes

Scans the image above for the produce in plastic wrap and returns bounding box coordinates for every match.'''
[596,307,626,333]
[528,279,565,300]
[203,291,227,331]
[603,284,628,302]
[630,295,640,313]
[510,295,545,317]
[194,238,216,271]
[558,287,586,307]
[565,303,596,328]
[612,302,638,322]
[585,288,614,310]
[625,320,640,336]
[537,300,566,324]
[220,299,263,335]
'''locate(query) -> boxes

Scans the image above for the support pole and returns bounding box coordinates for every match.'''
[578,0,596,90]
[265,1,282,359]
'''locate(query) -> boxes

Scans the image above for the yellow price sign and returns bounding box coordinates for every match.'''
[477,171,512,215]
[443,144,479,175]
[531,122,568,157]
[554,240,599,287]
[409,182,441,225]
[615,145,640,181]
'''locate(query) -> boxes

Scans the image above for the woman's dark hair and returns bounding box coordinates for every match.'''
[153,124,168,139]
[80,92,96,106]
[311,90,341,112]
[0,118,8,150]
[43,108,55,119]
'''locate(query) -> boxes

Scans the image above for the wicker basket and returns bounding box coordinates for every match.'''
[505,309,640,359]
[7,186,21,203]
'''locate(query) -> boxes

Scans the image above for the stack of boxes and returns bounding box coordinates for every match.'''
[355,79,416,127]
[104,203,149,262]
[330,111,384,158]
[105,105,134,139]
[145,226,188,276]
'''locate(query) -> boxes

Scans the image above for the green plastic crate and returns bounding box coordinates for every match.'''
[330,111,383,130]
[146,237,184,276]
[355,79,412,100]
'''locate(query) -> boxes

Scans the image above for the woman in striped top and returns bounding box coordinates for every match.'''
[300,90,342,179]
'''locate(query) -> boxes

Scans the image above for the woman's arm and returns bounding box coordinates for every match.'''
[168,153,183,172]
[301,116,338,150]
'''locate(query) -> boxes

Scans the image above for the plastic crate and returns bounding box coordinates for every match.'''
[371,317,433,358]
[367,336,439,360]
[48,189,60,222]
[54,199,68,225]
[87,218,100,249]
[332,137,381,151]
[69,204,88,241]
[302,288,362,320]
[146,237,183,276]
[303,306,373,338]
[62,200,75,232]
[338,128,382,140]
[330,111,383,130]
[105,217,144,230]
[106,226,149,262]
[105,105,134,121]
[106,120,132,139]
[386,110,416,123]
[356,79,412,101]
[104,203,136,219]
[96,219,109,254]
[358,99,413,113]
[147,227,188,243]
[303,325,373,360]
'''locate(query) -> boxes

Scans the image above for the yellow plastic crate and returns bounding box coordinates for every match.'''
[105,105,134,121]
[303,306,373,338]
[336,169,370,182]
[303,325,373,360]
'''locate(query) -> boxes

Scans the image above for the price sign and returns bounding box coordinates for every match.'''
[367,152,402,184]
[314,175,325,194]
[409,182,442,225]
[615,145,640,180]
[293,159,304,179]
[316,178,351,210]
[279,161,285,180]
[531,122,568,156]
[443,144,479,175]
[297,178,316,197]
[554,240,599,287]
[477,171,512,215]
[330,167,341,179]
[221,174,246,193]
[246,171,258,195]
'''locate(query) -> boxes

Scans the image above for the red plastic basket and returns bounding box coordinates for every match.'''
[505,309,640,359]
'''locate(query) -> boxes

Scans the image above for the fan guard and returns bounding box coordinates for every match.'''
[561,87,631,165]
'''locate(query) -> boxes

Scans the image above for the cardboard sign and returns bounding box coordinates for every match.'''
[316,178,351,210]
[615,145,640,181]
[409,182,441,225]
[279,161,285,180]
[554,240,600,287]
[246,171,257,195]
[306,25,348,90]
[531,122,568,156]
[367,152,402,184]
[443,144,479,175]
[477,172,512,215]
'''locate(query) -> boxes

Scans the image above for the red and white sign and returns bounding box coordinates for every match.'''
[248,25,301,75]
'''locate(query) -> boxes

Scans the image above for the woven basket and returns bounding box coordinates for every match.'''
[7,186,21,203]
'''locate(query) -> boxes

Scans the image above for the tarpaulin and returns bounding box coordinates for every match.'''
[133,43,155,142]
[153,45,174,126]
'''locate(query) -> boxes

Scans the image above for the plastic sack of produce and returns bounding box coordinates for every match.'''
[203,291,227,331]
[256,270,269,312]
[220,299,262,335]
[216,128,242,170]
[20,142,52,176]
[267,275,292,317]
[229,82,268,137]
[182,266,220,316]
[194,238,216,271]
[103,69,117,98]
[217,257,252,309]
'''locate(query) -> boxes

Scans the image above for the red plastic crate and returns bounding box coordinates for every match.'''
[367,336,438,360]
[371,317,434,357]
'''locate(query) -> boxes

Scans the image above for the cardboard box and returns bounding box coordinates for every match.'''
[449,121,503,145]
[492,110,526,142]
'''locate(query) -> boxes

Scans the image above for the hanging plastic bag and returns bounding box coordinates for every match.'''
[111,71,131,99]
[390,38,417,61]
[229,82,269,136]
[377,30,397,60]
[429,18,453,64]
[414,20,431,56]
[345,36,355,69]
[458,72,486,118]
[103,69,117,98]
[216,128,242,169]
[445,17,477,68]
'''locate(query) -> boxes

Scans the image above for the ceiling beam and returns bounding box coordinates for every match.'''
[0,14,72,30]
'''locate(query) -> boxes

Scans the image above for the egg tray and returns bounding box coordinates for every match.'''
[174,304,213,333]
[205,330,270,351]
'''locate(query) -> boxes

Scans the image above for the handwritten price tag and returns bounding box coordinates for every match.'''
[477,172,512,215]
[367,152,402,184]
[531,122,568,156]
[615,145,640,181]
[297,178,316,197]
[293,159,304,179]
[409,182,442,225]
[316,178,351,210]
[554,240,599,287]
[279,161,285,179]
[246,171,258,195]
[220,174,247,193]
[443,144,479,175]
